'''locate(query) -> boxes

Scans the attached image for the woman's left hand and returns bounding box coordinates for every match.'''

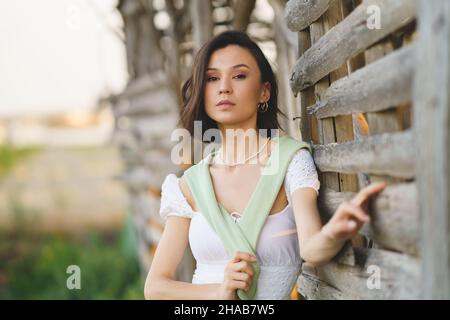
[321,182,387,243]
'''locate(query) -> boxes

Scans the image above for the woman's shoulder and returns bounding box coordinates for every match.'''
[159,173,196,221]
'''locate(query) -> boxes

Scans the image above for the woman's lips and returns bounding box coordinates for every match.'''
[216,103,235,110]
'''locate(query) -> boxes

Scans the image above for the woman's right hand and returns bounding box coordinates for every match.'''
[217,251,257,300]
[321,182,386,244]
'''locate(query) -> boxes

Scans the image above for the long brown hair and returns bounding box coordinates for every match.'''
[178,31,287,141]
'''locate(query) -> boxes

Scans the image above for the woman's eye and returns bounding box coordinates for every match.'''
[234,74,246,79]
[206,74,246,81]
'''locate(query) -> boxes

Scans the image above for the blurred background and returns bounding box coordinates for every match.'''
[0,0,291,300]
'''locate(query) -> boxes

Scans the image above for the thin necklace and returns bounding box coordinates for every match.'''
[214,137,271,166]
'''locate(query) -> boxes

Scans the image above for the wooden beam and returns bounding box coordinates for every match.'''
[285,0,335,31]
[297,30,314,143]
[290,0,416,94]
[313,130,414,178]
[308,5,341,193]
[362,34,411,187]
[190,0,213,52]
[298,271,352,299]
[318,183,419,256]
[324,0,359,194]
[299,248,420,299]
[308,44,415,119]
[342,0,372,190]
[414,0,450,299]
[232,0,256,31]
[119,71,168,98]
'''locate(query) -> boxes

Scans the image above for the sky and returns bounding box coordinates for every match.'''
[0,0,128,118]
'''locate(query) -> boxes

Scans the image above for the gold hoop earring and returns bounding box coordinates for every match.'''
[258,101,269,112]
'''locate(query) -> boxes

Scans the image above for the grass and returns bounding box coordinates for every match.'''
[0,144,144,299]
[0,213,145,300]
[0,144,41,177]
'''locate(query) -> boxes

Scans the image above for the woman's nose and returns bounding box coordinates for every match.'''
[219,78,232,94]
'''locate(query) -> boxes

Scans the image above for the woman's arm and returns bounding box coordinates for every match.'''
[144,215,221,299]
[291,182,386,267]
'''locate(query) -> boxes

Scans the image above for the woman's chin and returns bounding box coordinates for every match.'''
[213,116,247,127]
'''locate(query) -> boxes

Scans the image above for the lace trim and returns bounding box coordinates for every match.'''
[284,148,320,204]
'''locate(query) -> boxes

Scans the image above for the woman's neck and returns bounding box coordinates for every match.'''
[215,131,271,166]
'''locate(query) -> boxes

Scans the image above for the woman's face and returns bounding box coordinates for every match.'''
[204,45,270,130]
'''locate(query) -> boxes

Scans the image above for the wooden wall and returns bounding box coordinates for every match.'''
[286,0,450,299]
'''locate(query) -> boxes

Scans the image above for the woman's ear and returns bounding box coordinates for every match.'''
[260,82,271,102]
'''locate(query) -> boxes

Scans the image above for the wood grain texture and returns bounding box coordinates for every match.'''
[413,0,450,299]
[290,0,416,94]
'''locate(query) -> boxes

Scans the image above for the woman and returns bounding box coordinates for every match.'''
[144,31,385,300]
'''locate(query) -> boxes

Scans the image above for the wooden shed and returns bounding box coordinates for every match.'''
[112,0,450,299]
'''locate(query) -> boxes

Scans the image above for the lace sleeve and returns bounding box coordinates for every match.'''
[284,148,320,204]
[159,174,195,221]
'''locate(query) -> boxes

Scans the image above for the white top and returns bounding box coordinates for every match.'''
[159,148,320,299]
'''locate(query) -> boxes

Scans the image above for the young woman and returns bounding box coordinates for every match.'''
[144,31,385,300]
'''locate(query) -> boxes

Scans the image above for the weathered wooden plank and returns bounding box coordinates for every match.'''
[361,182,418,254]
[308,44,415,119]
[414,0,450,299]
[190,0,213,52]
[118,71,168,99]
[312,130,414,178]
[269,0,299,51]
[114,89,178,118]
[118,167,161,191]
[318,183,418,255]
[300,248,420,299]
[232,0,256,31]
[268,0,300,138]
[132,113,179,142]
[290,0,416,94]
[325,0,359,194]
[310,11,341,192]
[119,0,143,17]
[297,30,314,143]
[136,13,164,74]
[285,0,335,31]
[341,0,371,190]
[298,271,353,299]
[363,40,409,188]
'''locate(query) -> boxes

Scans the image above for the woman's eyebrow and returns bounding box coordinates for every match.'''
[206,64,250,71]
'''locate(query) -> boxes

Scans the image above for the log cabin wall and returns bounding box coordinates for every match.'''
[286,0,450,299]
[112,0,197,282]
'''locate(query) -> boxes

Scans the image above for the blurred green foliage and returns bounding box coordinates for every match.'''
[0,144,41,177]
[0,213,144,300]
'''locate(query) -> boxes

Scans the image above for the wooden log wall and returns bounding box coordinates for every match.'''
[284,0,430,299]
[113,0,196,283]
